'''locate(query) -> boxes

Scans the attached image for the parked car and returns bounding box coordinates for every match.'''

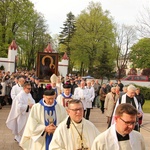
[122,75,149,82]
[82,76,94,80]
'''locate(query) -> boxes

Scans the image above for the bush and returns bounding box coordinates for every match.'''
[134,85,150,100]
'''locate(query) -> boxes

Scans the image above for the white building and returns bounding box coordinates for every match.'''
[0,41,69,77]
[58,52,69,77]
[0,40,18,73]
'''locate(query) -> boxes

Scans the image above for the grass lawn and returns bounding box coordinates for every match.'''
[143,100,150,113]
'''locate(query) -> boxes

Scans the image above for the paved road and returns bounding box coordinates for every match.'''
[0,105,150,150]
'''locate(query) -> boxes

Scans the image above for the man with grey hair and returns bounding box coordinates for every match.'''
[120,86,128,97]
[106,80,113,94]
[111,84,143,131]
[10,76,25,100]
[104,87,118,124]
[74,80,89,117]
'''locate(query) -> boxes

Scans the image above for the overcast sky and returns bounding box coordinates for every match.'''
[30,0,149,35]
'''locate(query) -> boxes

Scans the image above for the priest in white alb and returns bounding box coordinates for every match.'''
[49,99,100,150]
[10,76,25,100]
[20,89,67,150]
[6,83,35,142]
[91,103,145,150]
[56,83,74,108]
[74,80,89,116]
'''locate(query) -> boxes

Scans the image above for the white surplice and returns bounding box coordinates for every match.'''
[86,86,95,108]
[10,84,23,100]
[91,124,146,150]
[19,101,67,150]
[49,117,100,150]
[6,90,35,141]
[56,93,74,108]
[111,94,143,125]
[74,87,90,110]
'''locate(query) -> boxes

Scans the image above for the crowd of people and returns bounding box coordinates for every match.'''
[0,70,146,149]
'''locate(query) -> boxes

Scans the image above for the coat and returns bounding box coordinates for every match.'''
[99,87,106,101]
[104,92,118,117]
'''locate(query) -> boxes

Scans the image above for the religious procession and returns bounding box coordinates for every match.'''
[0,1,150,149]
[0,67,149,150]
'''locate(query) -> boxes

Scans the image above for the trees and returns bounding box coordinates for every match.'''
[136,6,150,38]
[59,12,76,73]
[130,38,150,69]
[16,11,51,70]
[69,2,116,77]
[0,0,51,70]
[93,42,115,80]
[0,0,35,57]
[114,24,136,79]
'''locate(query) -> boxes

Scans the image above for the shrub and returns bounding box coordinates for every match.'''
[134,85,150,100]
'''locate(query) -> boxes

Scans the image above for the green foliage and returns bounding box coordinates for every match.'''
[59,12,76,46]
[0,0,51,70]
[93,42,115,79]
[0,0,34,55]
[59,12,76,73]
[143,100,150,113]
[134,85,150,100]
[16,11,51,70]
[69,2,116,76]
[130,38,150,69]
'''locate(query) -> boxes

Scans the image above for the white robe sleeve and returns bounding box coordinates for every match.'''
[49,124,66,150]
[10,85,17,100]
[20,103,67,150]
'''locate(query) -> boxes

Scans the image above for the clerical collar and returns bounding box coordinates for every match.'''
[116,131,129,141]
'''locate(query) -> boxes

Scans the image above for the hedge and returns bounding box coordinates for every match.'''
[132,84,150,100]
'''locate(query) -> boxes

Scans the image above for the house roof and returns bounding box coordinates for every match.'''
[9,40,17,50]
[62,52,69,60]
[44,43,53,53]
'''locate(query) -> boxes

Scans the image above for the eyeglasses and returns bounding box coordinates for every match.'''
[120,118,136,126]
[26,88,31,90]
[69,108,83,112]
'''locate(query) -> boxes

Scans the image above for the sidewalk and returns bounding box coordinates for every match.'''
[0,105,150,150]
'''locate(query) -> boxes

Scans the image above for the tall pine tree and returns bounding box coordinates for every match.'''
[59,12,76,73]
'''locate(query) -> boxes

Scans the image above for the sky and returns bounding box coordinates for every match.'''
[30,0,150,36]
